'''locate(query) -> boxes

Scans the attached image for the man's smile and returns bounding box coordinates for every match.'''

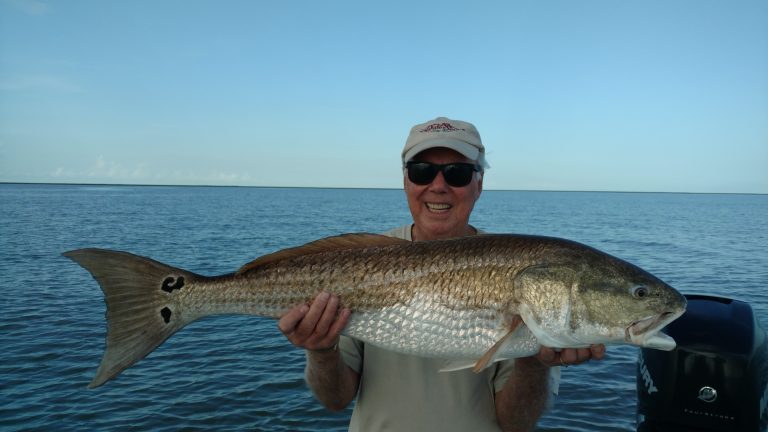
[426,202,452,212]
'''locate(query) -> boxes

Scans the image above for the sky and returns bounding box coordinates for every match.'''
[1,0,766,193]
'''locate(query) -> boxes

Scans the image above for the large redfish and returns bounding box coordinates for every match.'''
[64,233,686,388]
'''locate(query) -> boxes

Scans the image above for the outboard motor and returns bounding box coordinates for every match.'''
[636,294,768,432]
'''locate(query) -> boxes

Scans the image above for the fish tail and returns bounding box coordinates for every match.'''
[63,248,199,388]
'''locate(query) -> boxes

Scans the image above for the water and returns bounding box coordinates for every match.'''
[1,184,766,431]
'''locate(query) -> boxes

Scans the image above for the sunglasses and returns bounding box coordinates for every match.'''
[406,161,481,187]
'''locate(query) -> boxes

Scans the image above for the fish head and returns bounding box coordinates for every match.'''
[570,255,687,350]
[514,252,686,350]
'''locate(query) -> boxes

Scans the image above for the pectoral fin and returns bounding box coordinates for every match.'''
[472,315,524,373]
[438,316,542,374]
[439,360,478,372]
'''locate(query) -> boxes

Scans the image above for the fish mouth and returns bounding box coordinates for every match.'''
[626,309,685,351]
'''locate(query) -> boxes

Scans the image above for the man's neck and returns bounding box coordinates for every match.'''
[410,224,477,242]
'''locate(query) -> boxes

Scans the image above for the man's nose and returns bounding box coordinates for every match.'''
[428,171,449,191]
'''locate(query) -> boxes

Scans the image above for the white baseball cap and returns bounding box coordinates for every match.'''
[402,117,485,164]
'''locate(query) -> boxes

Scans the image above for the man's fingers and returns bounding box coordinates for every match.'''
[294,292,331,338]
[278,303,310,336]
[537,346,556,363]
[328,308,351,337]
[576,347,592,362]
[533,344,607,367]
[307,307,351,350]
[558,345,606,366]
[591,344,606,360]
[276,291,352,351]
[313,294,341,335]
[559,348,584,364]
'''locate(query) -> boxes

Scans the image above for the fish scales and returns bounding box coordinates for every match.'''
[217,237,512,314]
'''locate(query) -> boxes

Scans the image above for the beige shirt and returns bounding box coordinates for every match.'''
[338,224,560,432]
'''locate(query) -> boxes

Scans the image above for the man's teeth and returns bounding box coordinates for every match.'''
[427,203,451,211]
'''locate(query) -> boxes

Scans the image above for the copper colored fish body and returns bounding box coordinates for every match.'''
[64,233,686,388]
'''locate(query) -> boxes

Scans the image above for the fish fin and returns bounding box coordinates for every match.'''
[237,233,409,275]
[439,360,478,372]
[63,248,200,388]
[473,316,524,373]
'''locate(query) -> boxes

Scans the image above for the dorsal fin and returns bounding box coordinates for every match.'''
[237,233,409,275]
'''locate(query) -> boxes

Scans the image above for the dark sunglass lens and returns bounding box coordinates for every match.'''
[443,164,476,187]
[407,163,439,185]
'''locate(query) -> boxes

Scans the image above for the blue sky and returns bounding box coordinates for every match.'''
[1,0,766,193]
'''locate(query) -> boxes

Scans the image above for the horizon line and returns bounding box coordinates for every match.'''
[1,181,766,196]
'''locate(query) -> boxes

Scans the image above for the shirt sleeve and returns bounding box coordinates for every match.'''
[339,335,364,373]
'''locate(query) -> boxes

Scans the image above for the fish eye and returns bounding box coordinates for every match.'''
[632,285,648,299]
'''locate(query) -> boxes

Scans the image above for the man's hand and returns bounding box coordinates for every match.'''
[277,292,351,351]
[535,344,606,367]
[278,292,358,411]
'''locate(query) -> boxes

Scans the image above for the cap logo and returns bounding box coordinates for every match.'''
[420,122,464,133]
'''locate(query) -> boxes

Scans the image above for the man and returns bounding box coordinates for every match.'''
[278,117,605,431]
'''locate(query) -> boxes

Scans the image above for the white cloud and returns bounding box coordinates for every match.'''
[214,172,252,183]
[89,157,124,178]
[49,157,257,185]
[94,155,106,170]
[50,157,144,182]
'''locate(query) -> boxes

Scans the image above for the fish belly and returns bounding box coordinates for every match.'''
[342,291,536,360]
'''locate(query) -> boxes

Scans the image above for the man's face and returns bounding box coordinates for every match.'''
[404,147,483,241]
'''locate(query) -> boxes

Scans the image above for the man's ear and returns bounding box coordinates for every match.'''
[476,172,483,199]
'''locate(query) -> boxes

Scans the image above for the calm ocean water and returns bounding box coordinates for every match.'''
[1,184,766,431]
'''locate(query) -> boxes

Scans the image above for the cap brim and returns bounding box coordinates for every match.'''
[402,139,480,163]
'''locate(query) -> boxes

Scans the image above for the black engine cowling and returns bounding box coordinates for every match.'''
[637,294,768,432]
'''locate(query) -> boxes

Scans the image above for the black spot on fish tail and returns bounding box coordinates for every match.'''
[160,307,172,324]
[161,276,185,293]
